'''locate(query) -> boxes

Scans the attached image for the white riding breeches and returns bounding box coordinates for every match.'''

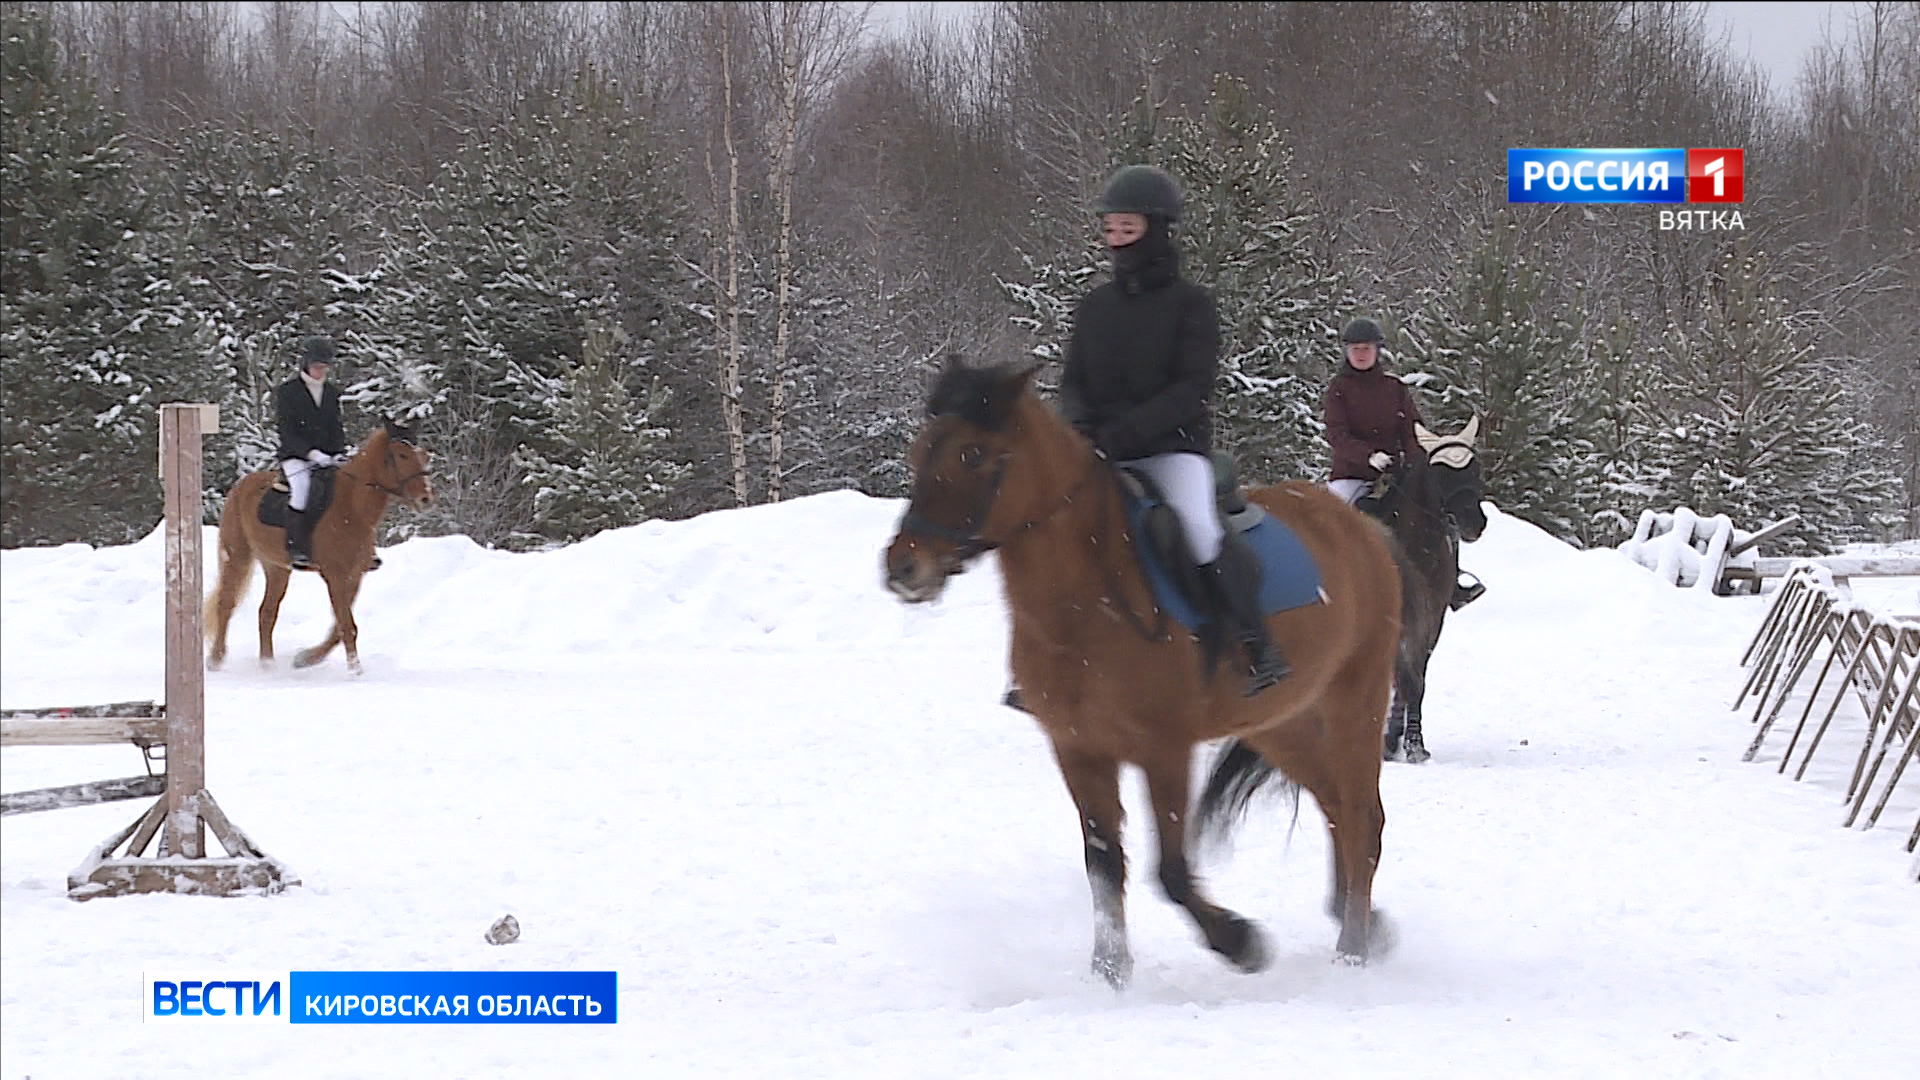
[282,458,320,512]
[1327,478,1368,505]
[1123,451,1224,565]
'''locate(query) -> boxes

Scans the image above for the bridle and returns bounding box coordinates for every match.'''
[897,429,1102,563]
[351,440,431,502]
[897,432,1170,644]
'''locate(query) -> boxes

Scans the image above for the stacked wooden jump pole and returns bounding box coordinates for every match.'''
[1733,562,1919,881]
[0,404,296,900]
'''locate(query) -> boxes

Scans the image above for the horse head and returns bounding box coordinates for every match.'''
[1414,415,1488,541]
[369,419,436,511]
[884,354,1071,603]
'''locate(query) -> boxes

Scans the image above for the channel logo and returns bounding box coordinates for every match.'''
[1508,148,1744,204]
[145,974,286,1022]
[1687,148,1744,203]
[145,971,617,1024]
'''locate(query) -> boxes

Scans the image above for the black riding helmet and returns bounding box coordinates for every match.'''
[1340,317,1385,345]
[1093,165,1182,223]
[297,335,336,373]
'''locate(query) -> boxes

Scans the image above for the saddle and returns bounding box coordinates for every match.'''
[1116,453,1262,581]
[1115,453,1323,632]
[257,464,336,529]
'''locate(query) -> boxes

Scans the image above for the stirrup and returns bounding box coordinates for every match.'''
[1450,578,1485,611]
[1241,639,1291,697]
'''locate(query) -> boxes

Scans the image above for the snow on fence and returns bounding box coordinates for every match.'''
[1622,507,1920,596]
[0,404,297,900]
[1733,563,1918,880]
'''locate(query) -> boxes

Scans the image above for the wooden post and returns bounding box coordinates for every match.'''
[161,403,207,859]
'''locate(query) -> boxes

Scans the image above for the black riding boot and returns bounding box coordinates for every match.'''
[285,508,317,571]
[1205,557,1290,697]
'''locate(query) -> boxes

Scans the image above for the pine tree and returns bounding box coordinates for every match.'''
[153,122,376,509]
[356,72,695,546]
[1,9,208,546]
[1643,240,1900,551]
[1402,212,1600,543]
[1004,76,1346,484]
[1585,305,1663,542]
[516,322,687,542]
[1157,76,1348,484]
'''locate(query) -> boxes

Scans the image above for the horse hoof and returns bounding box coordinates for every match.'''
[1334,949,1367,967]
[1216,914,1270,974]
[206,655,224,672]
[1403,744,1431,765]
[1091,947,1133,990]
[292,651,322,670]
[347,658,364,677]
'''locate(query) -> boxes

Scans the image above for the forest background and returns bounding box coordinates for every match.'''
[3,1,1914,553]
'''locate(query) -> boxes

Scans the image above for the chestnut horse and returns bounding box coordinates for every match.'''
[883,357,1403,982]
[206,421,433,674]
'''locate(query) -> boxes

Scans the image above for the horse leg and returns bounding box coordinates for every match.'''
[1291,697,1393,962]
[204,532,253,671]
[295,572,361,673]
[1383,675,1407,760]
[257,562,293,668]
[1399,638,1435,765]
[1324,779,1388,963]
[1141,745,1268,973]
[1050,738,1131,989]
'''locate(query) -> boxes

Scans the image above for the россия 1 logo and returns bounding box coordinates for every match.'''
[1508,147,1745,229]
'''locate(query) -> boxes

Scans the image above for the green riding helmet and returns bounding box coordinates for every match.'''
[1093,165,1182,223]
[1339,317,1385,344]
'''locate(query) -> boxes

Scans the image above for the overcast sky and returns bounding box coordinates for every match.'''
[867,2,1870,103]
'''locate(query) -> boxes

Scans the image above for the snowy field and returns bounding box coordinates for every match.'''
[3,492,1916,1078]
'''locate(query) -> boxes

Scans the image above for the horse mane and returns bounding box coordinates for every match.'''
[926,355,1038,431]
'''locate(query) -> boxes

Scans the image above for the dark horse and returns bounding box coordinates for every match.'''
[883,357,1404,980]
[205,422,433,675]
[1372,417,1489,763]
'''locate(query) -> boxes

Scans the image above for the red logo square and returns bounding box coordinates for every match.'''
[1688,149,1744,203]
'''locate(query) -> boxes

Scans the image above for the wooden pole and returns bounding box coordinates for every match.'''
[161,404,206,859]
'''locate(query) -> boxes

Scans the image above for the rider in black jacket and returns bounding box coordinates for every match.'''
[1060,165,1290,698]
[276,335,348,570]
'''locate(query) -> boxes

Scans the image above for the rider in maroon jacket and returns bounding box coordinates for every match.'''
[1324,317,1424,506]
[1324,317,1484,610]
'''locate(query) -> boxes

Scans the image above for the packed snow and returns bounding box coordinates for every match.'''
[3,492,1916,1077]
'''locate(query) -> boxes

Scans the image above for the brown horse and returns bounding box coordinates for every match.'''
[883,357,1403,982]
[206,421,433,675]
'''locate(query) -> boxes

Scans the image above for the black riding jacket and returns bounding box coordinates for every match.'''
[1057,234,1219,462]
[274,376,347,461]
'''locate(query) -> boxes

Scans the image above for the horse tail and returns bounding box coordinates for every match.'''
[1194,738,1301,856]
[204,502,254,638]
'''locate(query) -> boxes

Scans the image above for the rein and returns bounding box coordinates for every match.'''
[899,434,1170,646]
[346,442,429,501]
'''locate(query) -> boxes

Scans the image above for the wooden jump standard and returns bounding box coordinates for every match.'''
[0,404,296,900]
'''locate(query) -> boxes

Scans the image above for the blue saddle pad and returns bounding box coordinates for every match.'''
[1123,491,1325,631]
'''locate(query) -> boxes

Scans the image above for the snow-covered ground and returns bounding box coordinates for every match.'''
[4,493,1916,1077]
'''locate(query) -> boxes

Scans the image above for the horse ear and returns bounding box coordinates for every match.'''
[1460,414,1481,446]
[987,359,1041,424]
[1415,423,1442,452]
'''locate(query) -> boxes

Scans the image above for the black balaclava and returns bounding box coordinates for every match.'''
[1110,217,1179,294]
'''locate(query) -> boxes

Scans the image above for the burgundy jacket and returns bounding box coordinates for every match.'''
[1324,362,1425,481]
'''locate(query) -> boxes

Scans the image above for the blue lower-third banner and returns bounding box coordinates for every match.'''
[290,971,617,1024]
